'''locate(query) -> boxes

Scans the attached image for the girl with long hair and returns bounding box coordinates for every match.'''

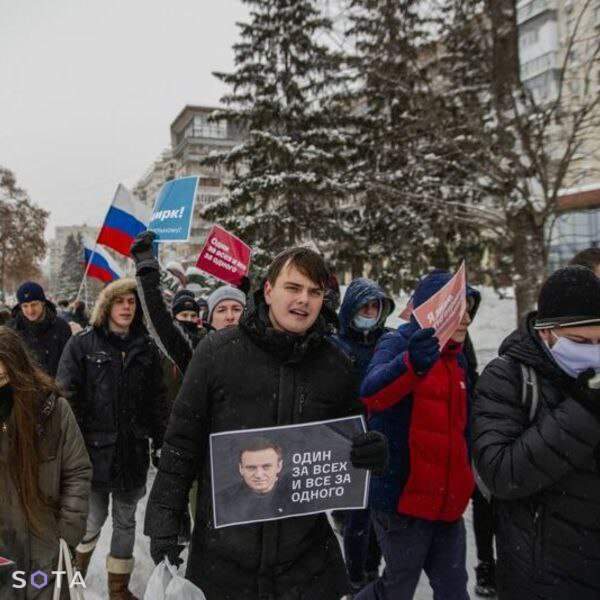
[0,326,91,599]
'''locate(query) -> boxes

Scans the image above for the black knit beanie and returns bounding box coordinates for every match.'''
[534,265,600,329]
[172,289,200,318]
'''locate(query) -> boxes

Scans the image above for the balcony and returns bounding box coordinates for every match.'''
[517,0,559,25]
[520,50,559,80]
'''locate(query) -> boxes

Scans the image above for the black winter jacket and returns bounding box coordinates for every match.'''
[473,313,600,599]
[10,302,72,376]
[145,294,362,600]
[57,326,168,492]
[136,268,206,374]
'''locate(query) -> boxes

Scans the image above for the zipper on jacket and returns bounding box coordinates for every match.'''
[298,385,306,416]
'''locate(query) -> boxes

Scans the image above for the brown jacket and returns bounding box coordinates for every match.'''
[0,395,92,599]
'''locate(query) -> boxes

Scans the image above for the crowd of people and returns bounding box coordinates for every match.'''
[1,237,600,600]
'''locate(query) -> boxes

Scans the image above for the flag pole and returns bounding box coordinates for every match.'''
[75,185,119,302]
[75,244,95,303]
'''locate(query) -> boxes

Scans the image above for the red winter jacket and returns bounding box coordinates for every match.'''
[362,332,474,522]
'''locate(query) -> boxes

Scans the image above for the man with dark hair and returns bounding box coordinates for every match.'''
[145,246,388,600]
[473,266,600,599]
[569,246,600,277]
[215,437,288,525]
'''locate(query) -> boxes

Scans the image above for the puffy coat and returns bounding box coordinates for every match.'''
[473,314,600,599]
[330,277,395,380]
[10,302,71,377]
[361,271,479,521]
[145,291,362,600]
[56,279,168,492]
[0,395,91,599]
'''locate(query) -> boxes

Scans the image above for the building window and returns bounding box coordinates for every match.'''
[520,28,539,48]
[569,78,580,95]
[548,208,600,270]
[184,116,228,140]
[568,48,579,65]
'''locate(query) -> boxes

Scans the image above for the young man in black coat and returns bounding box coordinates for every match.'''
[473,266,600,600]
[57,278,168,599]
[145,247,387,600]
[9,281,71,376]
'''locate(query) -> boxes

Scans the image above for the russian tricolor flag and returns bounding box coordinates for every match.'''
[83,239,123,283]
[97,184,151,258]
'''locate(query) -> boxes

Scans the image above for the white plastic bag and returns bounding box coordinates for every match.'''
[144,558,206,600]
[53,538,85,600]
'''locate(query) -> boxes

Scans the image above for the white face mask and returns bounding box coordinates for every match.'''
[549,331,600,378]
[353,314,379,331]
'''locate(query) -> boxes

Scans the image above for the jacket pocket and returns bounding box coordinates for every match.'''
[85,431,118,484]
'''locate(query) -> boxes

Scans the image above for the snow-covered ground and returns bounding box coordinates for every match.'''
[83,287,517,599]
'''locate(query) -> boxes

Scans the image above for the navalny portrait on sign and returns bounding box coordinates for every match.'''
[211,416,369,528]
[214,437,291,525]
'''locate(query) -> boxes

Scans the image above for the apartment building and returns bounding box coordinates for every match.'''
[48,224,98,295]
[517,0,600,267]
[133,105,245,264]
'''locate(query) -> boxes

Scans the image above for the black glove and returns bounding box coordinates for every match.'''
[130,230,159,273]
[150,536,184,567]
[351,431,388,476]
[571,369,600,419]
[408,327,440,375]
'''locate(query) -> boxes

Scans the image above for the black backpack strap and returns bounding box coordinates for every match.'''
[520,363,539,423]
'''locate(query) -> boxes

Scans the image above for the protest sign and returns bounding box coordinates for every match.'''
[148,176,199,242]
[398,296,414,321]
[0,557,14,568]
[210,416,368,528]
[413,261,467,348]
[196,225,251,286]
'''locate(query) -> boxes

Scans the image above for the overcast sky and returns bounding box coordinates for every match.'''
[0,0,248,238]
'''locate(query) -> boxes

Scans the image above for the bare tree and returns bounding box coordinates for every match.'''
[0,167,48,301]
[360,0,599,320]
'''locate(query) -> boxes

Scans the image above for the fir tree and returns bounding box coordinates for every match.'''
[202,0,352,276]
[339,0,488,291]
[56,233,84,301]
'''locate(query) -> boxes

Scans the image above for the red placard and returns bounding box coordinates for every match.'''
[398,297,414,321]
[0,556,14,567]
[196,225,252,286]
[412,262,467,348]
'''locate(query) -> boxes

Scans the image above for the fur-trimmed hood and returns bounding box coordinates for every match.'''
[91,278,144,331]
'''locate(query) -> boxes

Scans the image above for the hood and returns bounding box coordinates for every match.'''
[499,311,570,384]
[411,269,481,326]
[338,278,395,337]
[91,278,145,332]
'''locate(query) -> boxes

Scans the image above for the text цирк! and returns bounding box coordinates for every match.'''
[151,207,186,221]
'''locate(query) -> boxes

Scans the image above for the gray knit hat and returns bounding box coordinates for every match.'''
[207,286,246,323]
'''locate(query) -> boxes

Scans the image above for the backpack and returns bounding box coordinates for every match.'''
[473,362,540,501]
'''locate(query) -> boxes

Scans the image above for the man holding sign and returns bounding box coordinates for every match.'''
[145,246,388,600]
[358,268,480,600]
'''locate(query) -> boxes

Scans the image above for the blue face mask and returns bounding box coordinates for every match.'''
[353,314,379,331]
[549,332,600,378]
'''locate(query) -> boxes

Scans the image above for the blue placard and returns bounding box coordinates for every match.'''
[148,176,199,242]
